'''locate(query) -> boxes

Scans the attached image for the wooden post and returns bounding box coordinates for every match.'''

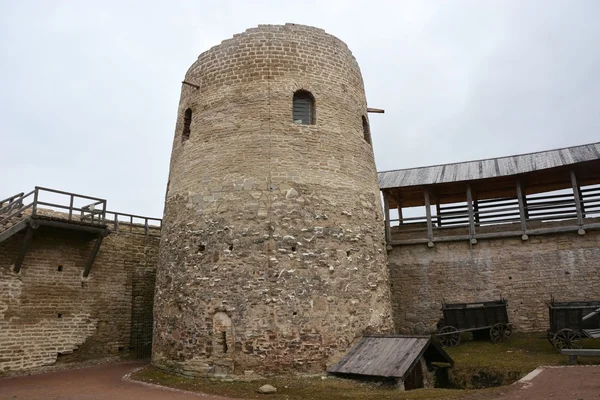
[68,195,74,220]
[13,226,34,273]
[32,187,39,217]
[424,190,434,242]
[397,206,403,225]
[383,192,391,243]
[570,170,584,229]
[578,184,586,219]
[516,180,528,238]
[466,185,476,242]
[473,199,480,225]
[436,200,442,227]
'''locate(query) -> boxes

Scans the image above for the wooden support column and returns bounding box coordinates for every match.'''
[436,202,442,227]
[424,190,434,245]
[383,192,391,244]
[466,185,477,244]
[82,233,106,278]
[570,170,585,235]
[397,206,403,225]
[13,226,34,273]
[473,199,480,225]
[577,183,586,218]
[516,180,528,240]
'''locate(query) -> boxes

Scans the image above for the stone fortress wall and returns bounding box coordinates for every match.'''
[0,225,158,372]
[152,23,393,376]
[388,230,600,334]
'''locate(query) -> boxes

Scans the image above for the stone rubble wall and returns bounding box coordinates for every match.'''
[388,229,600,334]
[0,225,159,372]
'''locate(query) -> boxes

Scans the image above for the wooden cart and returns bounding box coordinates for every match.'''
[546,298,600,350]
[436,299,512,347]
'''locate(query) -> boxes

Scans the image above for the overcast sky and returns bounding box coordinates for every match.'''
[1,0,599,218]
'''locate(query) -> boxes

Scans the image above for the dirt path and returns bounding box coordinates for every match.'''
[0,361,233,400]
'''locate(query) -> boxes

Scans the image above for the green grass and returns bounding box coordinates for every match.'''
[445,332,600,389]
[131,333,600,399]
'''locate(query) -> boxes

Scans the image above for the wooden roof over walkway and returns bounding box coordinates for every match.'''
[379,142,600,190]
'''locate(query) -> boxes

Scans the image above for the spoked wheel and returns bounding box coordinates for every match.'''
[553,328,583,350]
[547,330,557,348]
[490,323,512,343]
[438,326,460,347]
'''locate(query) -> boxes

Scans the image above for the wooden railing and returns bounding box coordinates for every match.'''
[105,210,162,235]
[384,178,600,246]
[0,187,161,236]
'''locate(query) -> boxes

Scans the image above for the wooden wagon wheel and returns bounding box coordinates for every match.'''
[490,323,512,343]
[553,328,583,350]
[438,326,460,347]
[547,330,557,348]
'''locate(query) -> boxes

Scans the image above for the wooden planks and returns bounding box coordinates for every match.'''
[379,142,600,189]
[328,336,452,380]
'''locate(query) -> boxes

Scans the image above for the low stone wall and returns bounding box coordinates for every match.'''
[0,225,159,372]
[388,229,600,334]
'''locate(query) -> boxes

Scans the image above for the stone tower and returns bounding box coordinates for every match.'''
[153,24,393,376]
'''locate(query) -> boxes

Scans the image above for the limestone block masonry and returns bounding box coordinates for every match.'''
[388,230,600,334]
[0,227,159,372]
[153,24,394,376]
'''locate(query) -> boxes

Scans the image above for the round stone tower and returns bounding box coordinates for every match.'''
[153,23,393,376]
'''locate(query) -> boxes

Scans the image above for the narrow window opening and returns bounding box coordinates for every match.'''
[57,265,63,272]
[362,115,372,145]
[222,331,228,353]
[291,246,296,252]
[293,90,315,125]
[57,313,63,318]
[228,244,234,251]
[182,108,192,142]
[198,243,206,252]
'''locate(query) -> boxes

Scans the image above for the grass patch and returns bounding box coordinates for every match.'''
[131,333,600,399]
[445,332,600,389]
[133,366,477,400]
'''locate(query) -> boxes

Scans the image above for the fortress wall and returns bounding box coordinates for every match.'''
[388,229,600,334]
[0,227,159,372]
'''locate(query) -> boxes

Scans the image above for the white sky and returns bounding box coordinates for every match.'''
[1,0,599,218]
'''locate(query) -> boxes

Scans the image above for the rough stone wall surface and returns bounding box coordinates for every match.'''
[388,230,600,334]
[154,24,393,376]
[0,226,159,372]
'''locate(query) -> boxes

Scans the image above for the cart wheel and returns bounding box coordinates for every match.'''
[438,326,460,347]
[490,323,512,343]
[547,330,557,348]
[553,329,583,350]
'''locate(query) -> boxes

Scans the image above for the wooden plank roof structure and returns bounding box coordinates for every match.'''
[327,335,453,380]
[379,142,600,190]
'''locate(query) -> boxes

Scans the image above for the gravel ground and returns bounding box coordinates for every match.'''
[0,361,232,400]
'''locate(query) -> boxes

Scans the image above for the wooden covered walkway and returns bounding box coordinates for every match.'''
[378,142,600,246]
